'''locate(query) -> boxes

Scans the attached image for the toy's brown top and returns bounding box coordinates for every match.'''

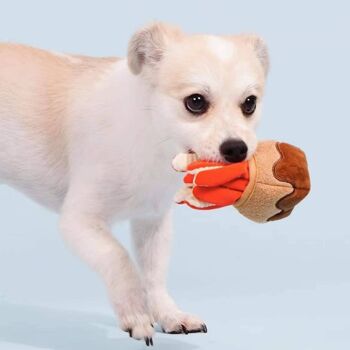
[268,142,311,221]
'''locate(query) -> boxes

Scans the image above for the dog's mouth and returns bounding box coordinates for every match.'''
[185,148,222,163]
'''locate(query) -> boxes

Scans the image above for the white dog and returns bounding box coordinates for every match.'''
[0,22,269,345]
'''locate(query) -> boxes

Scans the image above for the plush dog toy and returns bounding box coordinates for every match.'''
[172,140,311,223]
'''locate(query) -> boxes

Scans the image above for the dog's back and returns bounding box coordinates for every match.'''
[0,43,118,209]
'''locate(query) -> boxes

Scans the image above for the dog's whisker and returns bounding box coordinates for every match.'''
[142,105,155,112]
[156,137,173,146]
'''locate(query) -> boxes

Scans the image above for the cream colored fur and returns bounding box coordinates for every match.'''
[0,22,268,344]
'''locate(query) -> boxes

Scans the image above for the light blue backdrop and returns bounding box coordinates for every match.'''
[0,1,349,349]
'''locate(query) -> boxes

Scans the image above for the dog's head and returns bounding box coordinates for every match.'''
[128,22,269,163]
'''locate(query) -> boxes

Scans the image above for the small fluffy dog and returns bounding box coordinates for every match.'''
[0,22,269,345]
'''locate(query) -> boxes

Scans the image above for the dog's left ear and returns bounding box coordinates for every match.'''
[128,22,183,76]
[241,35,270,76]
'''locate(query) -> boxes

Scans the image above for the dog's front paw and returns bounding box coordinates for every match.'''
[120,312,154,345]
[159,311,207,334]
[112,290,155,345]
[147,290,207,335]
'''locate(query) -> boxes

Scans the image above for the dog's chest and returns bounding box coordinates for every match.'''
[104,149,182,220]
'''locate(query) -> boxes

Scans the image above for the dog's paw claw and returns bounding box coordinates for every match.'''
[144,337,153,346]
[167,329,182,334]
[186,325,206,333]
[121,314,154,341]
[159,312,207,335]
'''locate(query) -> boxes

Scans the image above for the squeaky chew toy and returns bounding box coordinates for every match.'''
[172,140,311,223]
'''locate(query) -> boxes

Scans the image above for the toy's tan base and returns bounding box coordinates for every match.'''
[234,141,310,223]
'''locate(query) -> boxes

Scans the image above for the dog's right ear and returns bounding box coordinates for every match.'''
[243,35,270,77]
[128,22,183,75]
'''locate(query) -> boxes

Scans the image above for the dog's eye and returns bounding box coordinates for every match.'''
[184,94,209,115]
[241,95,257,116]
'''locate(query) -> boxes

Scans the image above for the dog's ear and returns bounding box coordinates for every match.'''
[244,35,270,76]
[128,22,183,75]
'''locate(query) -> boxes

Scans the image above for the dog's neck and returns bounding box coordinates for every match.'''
[110,60,182,163]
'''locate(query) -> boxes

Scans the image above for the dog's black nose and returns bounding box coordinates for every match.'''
[220,139,248,163]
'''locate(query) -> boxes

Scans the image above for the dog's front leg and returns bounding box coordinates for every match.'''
[131,210,207,334]
[59,195,154,344]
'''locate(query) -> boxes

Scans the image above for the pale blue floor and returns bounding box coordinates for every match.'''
[1,283,350,350]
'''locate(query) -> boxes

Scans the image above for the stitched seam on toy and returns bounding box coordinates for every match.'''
[267,190,295,221]
[255,182,309,191]
[271,142,300,218]
[271,142,289,216]
[272,142,292,186]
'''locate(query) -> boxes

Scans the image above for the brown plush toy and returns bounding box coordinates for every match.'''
[234,140,311,222]
[173,140,311,223]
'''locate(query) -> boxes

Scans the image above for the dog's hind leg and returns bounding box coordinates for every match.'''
[131,210,207,335]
